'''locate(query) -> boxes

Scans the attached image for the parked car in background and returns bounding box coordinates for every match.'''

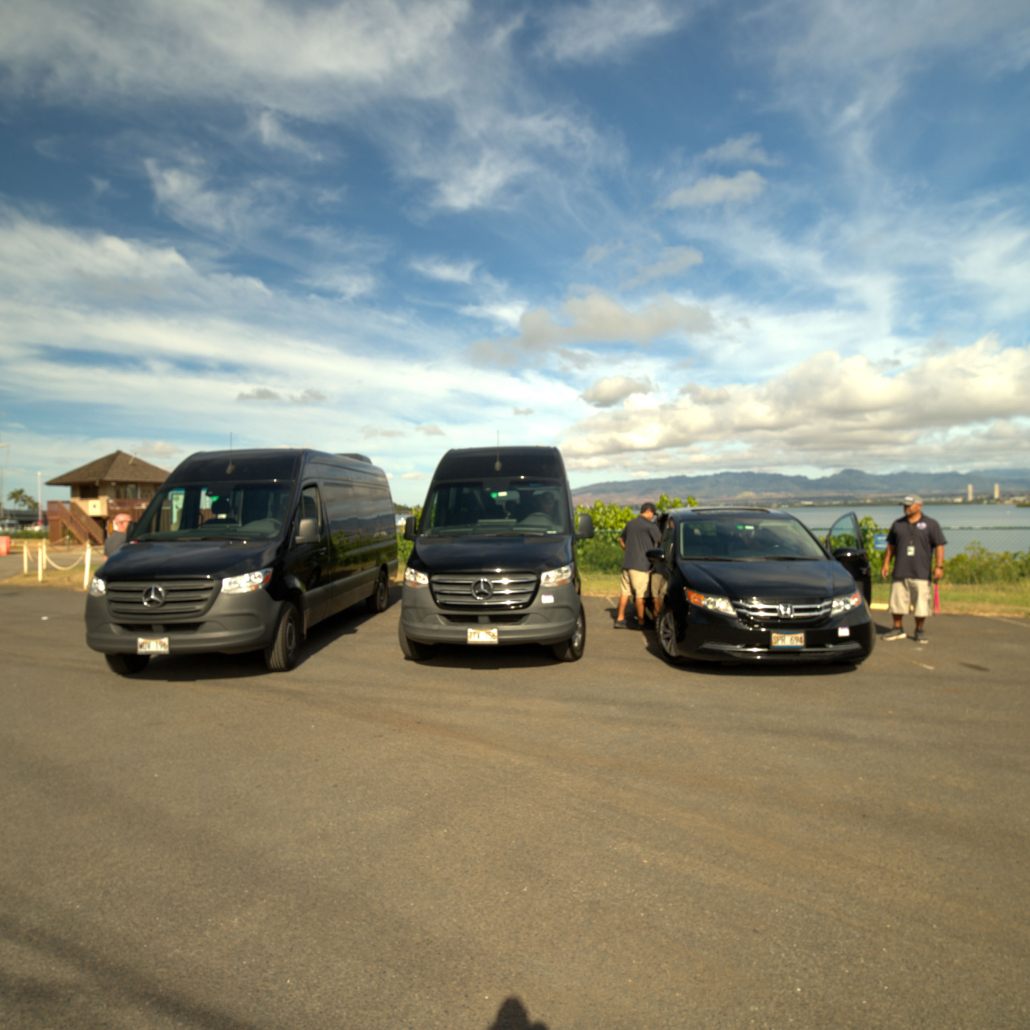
[649,507,874,667]
[400,446,594,662]
[86,449,397,675]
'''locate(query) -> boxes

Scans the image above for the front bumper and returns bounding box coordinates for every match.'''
[400,580,581,646]
[674,606,875,664]
[85,590,280,656]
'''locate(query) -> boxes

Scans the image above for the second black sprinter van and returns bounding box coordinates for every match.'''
[86,449,397,674]
[399,446,593,662]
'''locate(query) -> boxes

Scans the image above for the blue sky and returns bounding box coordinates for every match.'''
[1,0,1029,507]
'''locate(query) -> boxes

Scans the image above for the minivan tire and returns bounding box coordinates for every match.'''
[657,608,684,665]
[366,567,389,614]
[105,653,150,676]
[265,601,302,672]
[552,605,586,662]
[398,622,432,661]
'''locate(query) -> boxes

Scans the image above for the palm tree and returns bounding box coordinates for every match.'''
[6,488,35,510]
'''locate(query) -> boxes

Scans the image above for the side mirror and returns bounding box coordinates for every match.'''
[576,513,594,540]
[404,515,417,541]
[296,517,319,545]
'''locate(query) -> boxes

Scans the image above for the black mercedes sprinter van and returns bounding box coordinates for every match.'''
[399,446,593,661]
[86,449,397,674]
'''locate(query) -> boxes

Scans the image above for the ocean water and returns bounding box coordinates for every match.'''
[783,504,1030,554]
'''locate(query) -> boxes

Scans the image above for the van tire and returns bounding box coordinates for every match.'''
[266,601,302,672]
[105,653,150,676]
[366,567,389,614]
[552,605,586,662]
[398,623,432,661]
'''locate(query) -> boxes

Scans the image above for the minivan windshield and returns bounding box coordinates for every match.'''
[134,482,291,542]
[678,514,827,561]
[422,479,569,536]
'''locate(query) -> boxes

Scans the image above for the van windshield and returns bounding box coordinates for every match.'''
[422,479,568,536]
[134,483,291,542]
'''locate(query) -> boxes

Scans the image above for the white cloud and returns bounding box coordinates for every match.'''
[410,257,478,284]
[561,336,1030,470]
[471,289,716,363]
[625,247,703,288]
[665,171,766,208]
[700,133,777,167]
[581,376,653,407]
[538,0,692,63]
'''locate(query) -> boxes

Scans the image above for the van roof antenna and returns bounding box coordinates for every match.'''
[494,430,502,472]
[226,433,236,476]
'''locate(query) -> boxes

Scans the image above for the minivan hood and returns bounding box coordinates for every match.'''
[682,558,856,598]
[99,540,278,580]
[412,534,573,573]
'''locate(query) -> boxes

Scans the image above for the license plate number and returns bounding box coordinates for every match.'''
[137,637,170,655]
[467,628,499,645]
[771,632,805,649]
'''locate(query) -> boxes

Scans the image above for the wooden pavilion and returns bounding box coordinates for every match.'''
[46,450,170,544]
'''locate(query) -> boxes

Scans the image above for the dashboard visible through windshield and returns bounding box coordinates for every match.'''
[422,480,568,536]
[134,483,291,542]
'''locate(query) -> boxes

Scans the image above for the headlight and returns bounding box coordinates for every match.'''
[686,588,735,616]
[831,590,863,614]
[540,564,573,587]
[221,568,272,594]
[404,566,429,587]
[88,576,107,597]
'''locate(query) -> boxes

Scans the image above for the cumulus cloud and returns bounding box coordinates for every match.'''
[625,246,703,288]
[700,133,777,167]
[665,171,766,207]
[561,336,1030,470]
[581,376,653,407]
[410,257,478,284]
[417,424,446,437]
[538,0,691,62]
[471,289,715,363]
[237,387,327,405]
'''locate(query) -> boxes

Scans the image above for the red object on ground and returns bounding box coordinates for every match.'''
[933,582,941,614]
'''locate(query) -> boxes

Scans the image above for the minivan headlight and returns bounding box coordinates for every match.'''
[221,568,272,594]
[686,588,735,616]
[404,566,429,588]
[540,564,573,587]
[831,590,863,614]
[88,576,107,597]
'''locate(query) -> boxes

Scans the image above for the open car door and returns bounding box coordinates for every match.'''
[825,512,872,604]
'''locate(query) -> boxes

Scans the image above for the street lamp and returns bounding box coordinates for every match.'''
[0,442,7,520]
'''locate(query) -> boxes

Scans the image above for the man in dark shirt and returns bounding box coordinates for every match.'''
[104,512,132,557]
[614,502,660,628]
[881,494,946,643]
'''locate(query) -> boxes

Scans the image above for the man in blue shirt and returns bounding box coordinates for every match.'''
[881,495,946,643]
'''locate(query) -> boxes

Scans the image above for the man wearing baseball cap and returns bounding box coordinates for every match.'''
[614,502,660,628]
[880,495,946,643]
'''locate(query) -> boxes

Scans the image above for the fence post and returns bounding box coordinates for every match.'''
[83,541,92,591]
[23,542,29,576]
[38,540,45,582]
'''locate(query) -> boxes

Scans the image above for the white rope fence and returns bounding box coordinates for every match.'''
[21,540,96,588]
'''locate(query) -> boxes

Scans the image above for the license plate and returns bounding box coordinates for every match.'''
[467,627,499,645]
[771,632,805,649]
[137,637,170,655]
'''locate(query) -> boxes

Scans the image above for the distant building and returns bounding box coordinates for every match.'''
[994,482,1001,501]
[967,483,974,503]
[46,449,169,544]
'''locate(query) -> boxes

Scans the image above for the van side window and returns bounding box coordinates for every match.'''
[299,486,322,533]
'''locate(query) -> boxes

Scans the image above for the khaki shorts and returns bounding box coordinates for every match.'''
[650,572,667,599]
[620,568,651,598]
[889,579,931,618]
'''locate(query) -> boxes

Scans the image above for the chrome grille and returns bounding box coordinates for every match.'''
[734,597,832,624]
[107,579,218,620]
[431,572,538,609]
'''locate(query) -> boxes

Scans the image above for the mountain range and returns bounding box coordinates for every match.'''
[571,468,1030,506]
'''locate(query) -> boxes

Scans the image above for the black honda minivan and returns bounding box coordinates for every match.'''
[86,449,397,674]
[399,446,593,661]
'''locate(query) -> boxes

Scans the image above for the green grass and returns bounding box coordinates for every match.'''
[580,570,1029,617]
[9,543,1029,617]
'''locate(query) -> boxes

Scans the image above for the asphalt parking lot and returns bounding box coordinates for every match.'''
[2,578,1028,1029]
